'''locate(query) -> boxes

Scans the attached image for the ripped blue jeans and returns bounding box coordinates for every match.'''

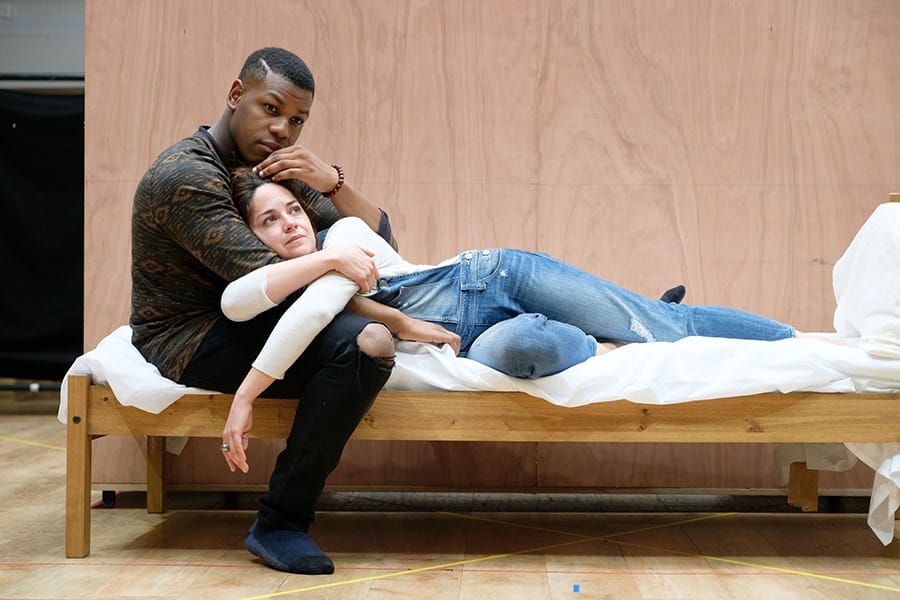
[369,249,795,376]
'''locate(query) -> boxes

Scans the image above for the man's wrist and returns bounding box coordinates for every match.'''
[322,164,344,197]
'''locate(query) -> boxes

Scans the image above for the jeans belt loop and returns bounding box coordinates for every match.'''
[460,249,488,291]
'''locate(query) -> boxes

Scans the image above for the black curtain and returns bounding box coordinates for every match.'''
[0,90,84,380]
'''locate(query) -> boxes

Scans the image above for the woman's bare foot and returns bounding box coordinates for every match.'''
[596,341,625,356]
[796,332,845,346]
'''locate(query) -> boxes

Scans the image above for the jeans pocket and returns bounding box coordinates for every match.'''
[372,267,462,325]
[391,280,461,324]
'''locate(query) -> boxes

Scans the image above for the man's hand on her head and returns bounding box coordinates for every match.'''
[254,144,339,193]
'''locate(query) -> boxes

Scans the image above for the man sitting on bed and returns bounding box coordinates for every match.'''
[129,46,427,576]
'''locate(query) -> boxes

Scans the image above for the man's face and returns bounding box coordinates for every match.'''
[228,72,313,164]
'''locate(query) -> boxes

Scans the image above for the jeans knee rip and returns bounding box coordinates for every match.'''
[630,318,655,342]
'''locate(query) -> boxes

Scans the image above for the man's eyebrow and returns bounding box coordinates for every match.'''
[262,91,286,105]
[262,91,310,116]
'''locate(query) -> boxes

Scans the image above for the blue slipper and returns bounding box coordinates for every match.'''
[245,519,335,575]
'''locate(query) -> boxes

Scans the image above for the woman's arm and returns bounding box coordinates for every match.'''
[219,268,359,474]
[221,244,378,321]
[252,271,360,378]
[347,296,461,354]
[218,217,443,471]
[224,217,455,371]
[225,217,408,376]
[222,216,410,322]
[221,366,270,474]
[263,248,372,304]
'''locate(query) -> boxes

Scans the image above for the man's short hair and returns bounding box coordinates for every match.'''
[239,47,315,94]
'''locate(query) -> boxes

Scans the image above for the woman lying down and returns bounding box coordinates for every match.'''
[219,166,823,473]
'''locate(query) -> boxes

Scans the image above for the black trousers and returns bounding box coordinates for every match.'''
[179,307,392,531]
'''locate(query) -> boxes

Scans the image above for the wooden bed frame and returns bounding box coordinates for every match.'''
[65,372,900,558]
[65,193,900,558]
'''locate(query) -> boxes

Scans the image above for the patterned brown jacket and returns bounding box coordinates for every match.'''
[130,128,387,381]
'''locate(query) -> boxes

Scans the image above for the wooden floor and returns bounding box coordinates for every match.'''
[3,395,900,599]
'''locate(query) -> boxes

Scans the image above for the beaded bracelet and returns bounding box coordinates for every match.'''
[322,164,344,197]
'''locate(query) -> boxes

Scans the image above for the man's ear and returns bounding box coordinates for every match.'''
[226,79,244,110]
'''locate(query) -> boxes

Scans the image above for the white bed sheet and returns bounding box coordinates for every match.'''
[58,325,900,544]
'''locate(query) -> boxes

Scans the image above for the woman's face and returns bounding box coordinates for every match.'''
[247,183,317,259]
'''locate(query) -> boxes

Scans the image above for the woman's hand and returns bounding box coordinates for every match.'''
[394,315,461,354]
[321,245,378,293]
[222,397,253,474]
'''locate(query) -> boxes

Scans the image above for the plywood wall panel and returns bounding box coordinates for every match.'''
[536,184,699,300]
[85,0,899,493]
[84,181,134,344]
[535,1,699,186]
[532,0,897,188]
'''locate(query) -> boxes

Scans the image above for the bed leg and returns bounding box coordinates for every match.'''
[787,461,819,512]
[146,436,166,513]
[65,374,92,558]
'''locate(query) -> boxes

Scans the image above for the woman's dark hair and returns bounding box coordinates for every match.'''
[230,166,308,224]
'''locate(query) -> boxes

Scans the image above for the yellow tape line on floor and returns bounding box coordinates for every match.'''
[0,434,65,451]
[240,512,737,599]
[613,539,900,594]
